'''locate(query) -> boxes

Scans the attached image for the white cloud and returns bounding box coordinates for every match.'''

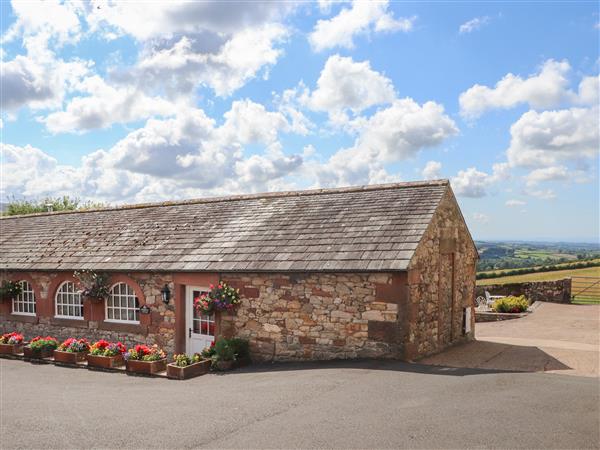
[86,1,292,41]
[422,161,442,180]
[451,167,488,198]
[129,24,289,97]
[575,75,599,105]
[459,16,490,34]
[42,76,179,133]
[505,199,526,207]
[1,98,311,203]
[0,39,91,112]
[525,166,570,186]
[459,59,573,119]
[2,0,83,45]
[303,55,395,120]
[314,99,457,186]
[308,0,414,52]
[525,188,557,200]
[506,107,599,168]
[471,212,489,223]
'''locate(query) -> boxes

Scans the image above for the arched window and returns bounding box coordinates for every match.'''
[55,281,84,319]
[106,282,140,323]
[12,280,35,315]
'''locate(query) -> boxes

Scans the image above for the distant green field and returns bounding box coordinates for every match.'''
[477,266,600,285]
[477,266,600,305]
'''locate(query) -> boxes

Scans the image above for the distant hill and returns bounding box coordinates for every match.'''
[475,240,600,272]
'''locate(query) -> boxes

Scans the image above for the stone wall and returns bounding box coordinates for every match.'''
[405,188,478,359]
[0,271,176,353]
[475,279,572,304]
[219,272,407,361]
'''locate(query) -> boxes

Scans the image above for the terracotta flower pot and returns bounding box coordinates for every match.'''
[23,346,54,359]
[54,350,88,364]
[126,358,167,375]
[86,353,124,369]
[0,343,24,355]
[167,360,211,380]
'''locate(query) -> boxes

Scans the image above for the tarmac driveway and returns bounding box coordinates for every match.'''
[1,357,598,449]
[422,303,600,377]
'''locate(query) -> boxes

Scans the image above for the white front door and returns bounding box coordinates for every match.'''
[186,286,215,355]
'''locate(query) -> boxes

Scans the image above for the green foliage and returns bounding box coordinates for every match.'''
[211,337,250,362]
[0,280,23,298]
[29,336,58,351]
[4,195,106,216]
[173,353,203,367]
[73,270,110,299]
[492,296,529,313]
[213,338,236,362]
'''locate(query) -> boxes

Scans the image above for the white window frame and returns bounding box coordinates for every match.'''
[12,280,36,316]
[105,282,140,324]
[54,281,84,320]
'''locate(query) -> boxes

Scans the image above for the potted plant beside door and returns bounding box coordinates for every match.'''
[124,344,167,375]
[86,339,126,369]
[0,332,25,355]
[166,353,211,380]
[54,337,90,365]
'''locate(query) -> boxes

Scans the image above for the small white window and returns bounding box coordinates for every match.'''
[55,281,84,319]
[12,281,35,316]
[106,282,140,323]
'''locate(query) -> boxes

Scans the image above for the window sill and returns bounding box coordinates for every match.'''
[51,317,89,328]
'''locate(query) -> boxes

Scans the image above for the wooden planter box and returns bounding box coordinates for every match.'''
[23,346,54,359]
[167,360,211,380]
[53,350,88,364]
[86,353,124,369]
[0,343,24,355]
[126,358,167,375]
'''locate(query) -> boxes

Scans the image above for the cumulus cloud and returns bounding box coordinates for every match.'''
[42,76,179,133]
[86,1,292,41]
[506,106,599,168]
[459,59,574,119]
[505,199,526,207]
[459,16,490,34]
[2,0,83,45]
[451,167,488,198]
[0,38,91,112]
[128,24,289,97]
[308,0,415,52]
[2,99,310,203]
[314,99,457,186]
[303,55,395,121]
[422,161,442,180]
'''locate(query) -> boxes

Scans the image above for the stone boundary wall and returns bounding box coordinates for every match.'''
[475,278,572,304]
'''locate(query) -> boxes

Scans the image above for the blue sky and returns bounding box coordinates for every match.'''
[1,1,598,242]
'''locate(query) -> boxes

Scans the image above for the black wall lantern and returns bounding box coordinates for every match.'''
[161,284,171,305]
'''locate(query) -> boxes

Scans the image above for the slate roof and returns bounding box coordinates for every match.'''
[0,180,450,273]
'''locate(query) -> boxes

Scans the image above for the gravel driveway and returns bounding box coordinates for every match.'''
[1,357,598,449]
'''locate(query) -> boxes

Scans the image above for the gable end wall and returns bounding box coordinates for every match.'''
[405,187,478,359]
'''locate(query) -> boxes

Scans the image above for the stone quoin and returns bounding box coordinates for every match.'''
[0,180,478,361]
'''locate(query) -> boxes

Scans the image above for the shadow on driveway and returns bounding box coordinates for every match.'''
[227,343,568,378]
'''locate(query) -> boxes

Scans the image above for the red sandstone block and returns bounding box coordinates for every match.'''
[311,287,332,298]
[244,287,260,298]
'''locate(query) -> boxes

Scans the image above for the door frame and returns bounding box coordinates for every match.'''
[185,285,214,354]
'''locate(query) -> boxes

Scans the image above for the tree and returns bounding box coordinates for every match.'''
[3,196,106,216]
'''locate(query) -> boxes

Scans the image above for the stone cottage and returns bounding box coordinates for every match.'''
[0,180,478,361]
